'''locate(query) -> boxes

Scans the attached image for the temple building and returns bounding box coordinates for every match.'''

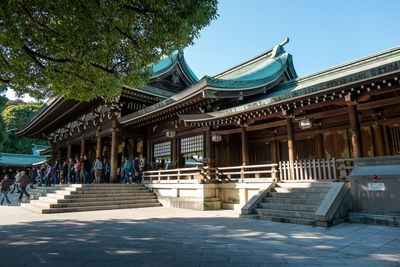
[16,39,400,224]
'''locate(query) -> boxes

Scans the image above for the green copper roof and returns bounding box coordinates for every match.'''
[151,49,199,83]
[119,40,297,126]
[179,44,400,123]
[0,153,47,167]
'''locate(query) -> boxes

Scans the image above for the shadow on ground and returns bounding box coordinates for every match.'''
[0,215,399,267]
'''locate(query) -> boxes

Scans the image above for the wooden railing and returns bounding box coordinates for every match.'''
[215,164,277,182]
[279,159,338,181]
[143,158,356,183]
[142,167,205,183]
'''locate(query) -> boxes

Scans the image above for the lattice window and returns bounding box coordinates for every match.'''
[180,135,203,154]
[153,141,171,158]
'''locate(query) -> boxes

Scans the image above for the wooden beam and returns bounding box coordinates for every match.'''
[359,96,400,110]
[212,120,287,135]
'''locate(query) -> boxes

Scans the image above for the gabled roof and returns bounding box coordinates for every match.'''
[119,39,297,126]
[179,44,400,124]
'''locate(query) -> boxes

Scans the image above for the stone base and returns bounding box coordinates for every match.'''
[349,212,400,227]
[158,196,221,211]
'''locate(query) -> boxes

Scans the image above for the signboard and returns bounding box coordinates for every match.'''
[368,182,385,191]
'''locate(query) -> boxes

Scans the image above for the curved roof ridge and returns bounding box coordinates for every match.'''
[213,38,291,79]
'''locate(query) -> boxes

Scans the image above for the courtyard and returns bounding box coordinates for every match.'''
[0,207,399,267]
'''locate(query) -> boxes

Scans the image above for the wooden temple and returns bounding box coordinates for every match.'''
[16,39,400,182]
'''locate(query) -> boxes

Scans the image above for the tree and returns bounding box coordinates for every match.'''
[1,101,46,154]
[0,0,218,101]
[0,85,7,151]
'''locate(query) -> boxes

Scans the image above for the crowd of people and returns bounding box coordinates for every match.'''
[0,154,148,205]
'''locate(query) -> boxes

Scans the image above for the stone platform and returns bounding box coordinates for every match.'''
[0,207,399,267]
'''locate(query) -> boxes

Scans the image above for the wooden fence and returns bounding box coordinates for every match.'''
[143,159,356,183]
[279,158,338,181]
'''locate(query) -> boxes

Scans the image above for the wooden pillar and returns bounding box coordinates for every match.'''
[96,134,102,158]
[271,140,279,163]
[348,102,362,158]
[172,136,178,168]
[110,119,120,183]
[372,124,385,156]
[287,117,296,163]
[314,133,324,159]
[205,128,215,167]
[80,138,86,157]
[241,125,249,166]
[67,143,72,160]
[287,117,296,179]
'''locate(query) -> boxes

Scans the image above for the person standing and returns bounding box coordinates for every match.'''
[61,160,68,184]
[133,156,140,183]
[123,158,132,184]
[94,157,103,184]
[45,163,52,187]
[75,157,82,184]
[39,164,46,186]
[17,171,31,202]
[67,157,75,183]
[0,175,12,205]
[82,155,92,184]
[104,161,110,183]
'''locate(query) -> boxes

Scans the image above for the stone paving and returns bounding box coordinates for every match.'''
[0,206,399,267]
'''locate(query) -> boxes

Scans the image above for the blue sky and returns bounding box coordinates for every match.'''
[185,0,400,78]
[7,0,400,101]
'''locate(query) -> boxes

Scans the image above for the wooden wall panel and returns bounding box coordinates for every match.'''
[323,130,350,159]
[361,126,374,157]
[249,144,272,164]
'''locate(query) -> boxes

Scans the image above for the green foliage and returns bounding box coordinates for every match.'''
[1,101,46,154]
[0,94,7,151]
[0,0,218,101]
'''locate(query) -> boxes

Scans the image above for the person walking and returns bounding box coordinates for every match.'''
[61,160,68,184]
[10,171,21,193]
[94,157,103,184]
[17,171,31,203]
[67,157,75,183]
[0,175,13,205]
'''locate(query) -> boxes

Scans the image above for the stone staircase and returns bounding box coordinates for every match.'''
[21,184,161,213]
[245,182,333,226]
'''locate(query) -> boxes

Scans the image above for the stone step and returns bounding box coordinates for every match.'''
[240,214,323,227]
[257,202,319,212]
[276,182,332,188]
[39,195,157,203]
[70,184,146,188]
[255,208,316,220]
[29,198,159,209]
[267,192,326,199]
[273,187,331,193]
[46,192,155,199]
[39,203,162,214]
[263,197,322,205]
[68,189,149,194]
